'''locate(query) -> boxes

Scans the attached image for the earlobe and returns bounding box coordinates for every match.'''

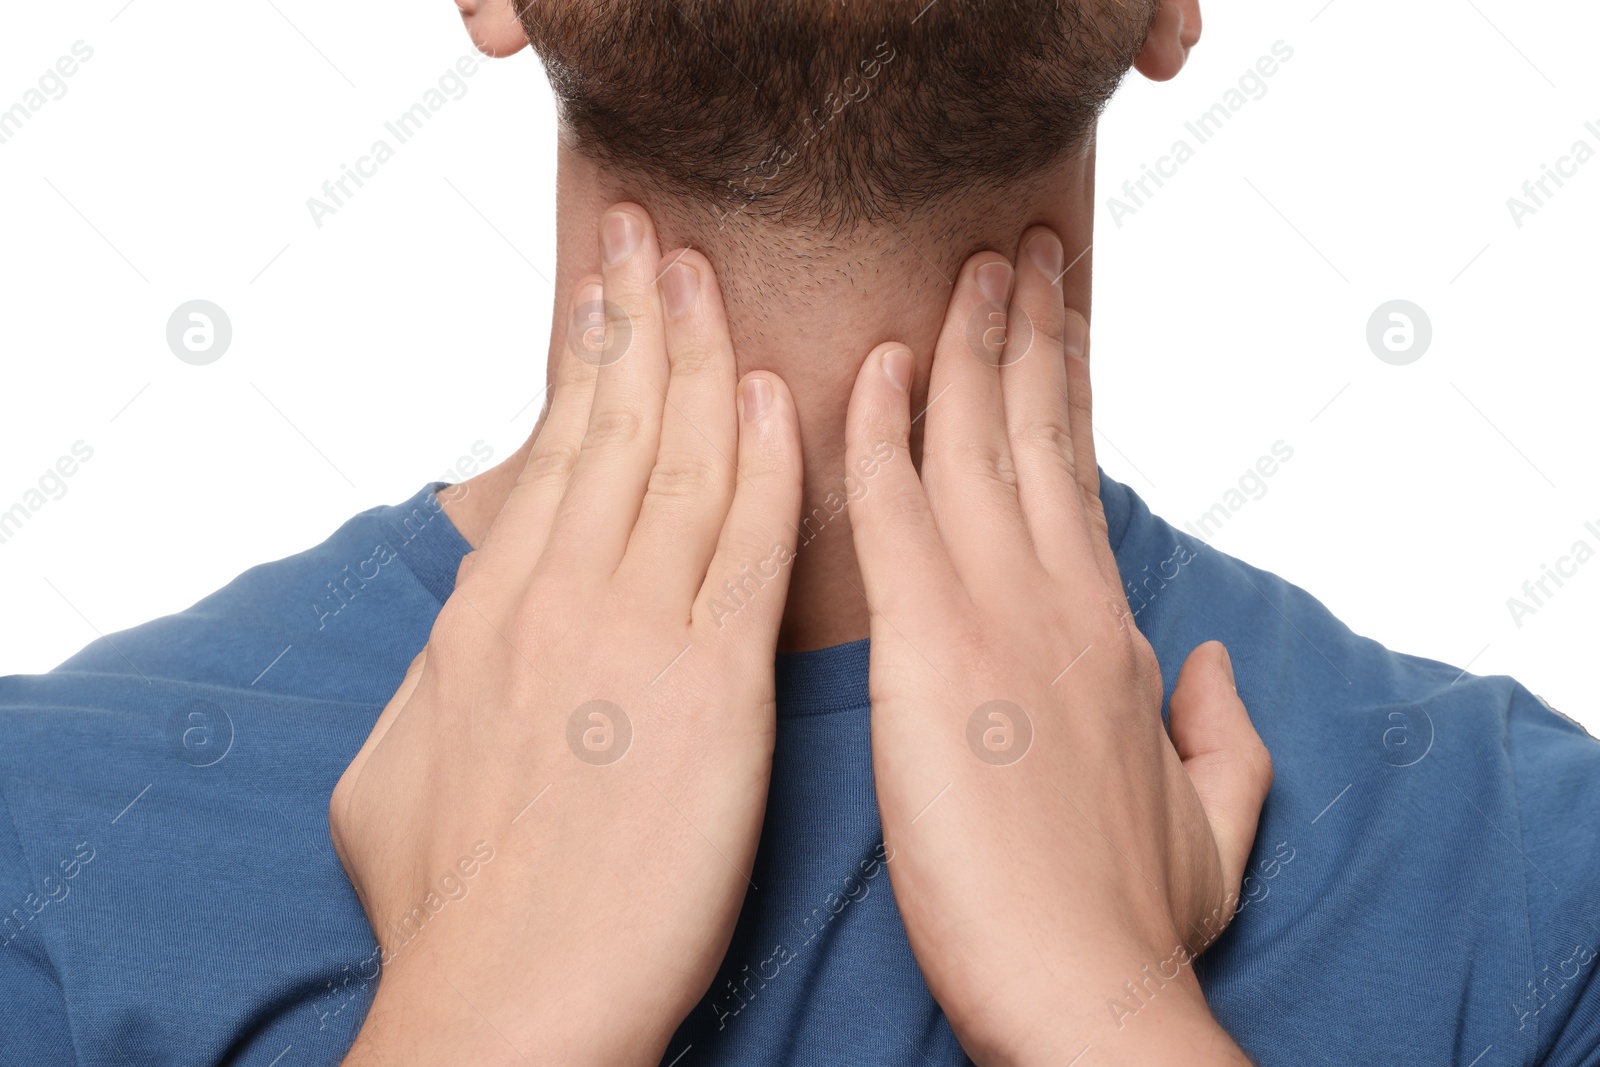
[462,0,530,58]
[1133,0,1202,83]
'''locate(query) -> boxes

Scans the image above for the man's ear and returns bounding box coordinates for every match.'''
[1133,0,1201,82]
[457,0,530,58]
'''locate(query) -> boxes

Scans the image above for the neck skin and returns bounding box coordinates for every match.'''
[445,133,1098,652]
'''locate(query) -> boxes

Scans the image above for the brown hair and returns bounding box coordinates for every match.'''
[519,0,1158,233]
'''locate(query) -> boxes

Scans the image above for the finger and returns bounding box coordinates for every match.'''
[467,281,604,615]
[921,253,1033,584]
[844,343,964,622]
[620,249,739,607]
[1000,228,1105,587]
[1168,641,1274,903]
[540,204,670,578]
[694,373,803,640]
[1058,304,1123,593]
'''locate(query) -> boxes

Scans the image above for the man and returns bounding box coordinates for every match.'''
[0,2,1595,1065]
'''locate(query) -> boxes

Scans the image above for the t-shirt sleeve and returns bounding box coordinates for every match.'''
[0,788,79,1067]
[1507,687,1600,1065]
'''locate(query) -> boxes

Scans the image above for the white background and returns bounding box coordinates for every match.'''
[1,0,1595,730]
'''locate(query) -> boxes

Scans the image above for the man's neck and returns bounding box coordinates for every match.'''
[445,137,1098,652]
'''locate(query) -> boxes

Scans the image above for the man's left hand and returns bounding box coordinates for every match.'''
[843,228,1273,1066]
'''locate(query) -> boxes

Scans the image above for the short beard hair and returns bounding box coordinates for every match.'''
[519,0,1159,233]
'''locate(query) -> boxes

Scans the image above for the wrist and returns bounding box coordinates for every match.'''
[963,958,1247,1067]
[343,966,534,1067]
[1070,982,1248,1067]
[346,950,678,1067]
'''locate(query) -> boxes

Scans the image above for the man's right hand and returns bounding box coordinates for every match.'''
[329,204,804,1066]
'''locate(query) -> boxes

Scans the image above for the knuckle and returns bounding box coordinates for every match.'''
[1013,416,1074,462]
[874,410,911,446]
[864,484,925,530]
[667,341,719,382]
[647,457,725,502]
[741,440,802,486]
[854,407,909,450]
[609,297,656,339]
[584,407,644,450]
[1083,497,1111,543]
[518,444,581,491]
[556,352,599,390]
[715,530,793,578]
[1029,304,1069,348]
[604,298,633,332]
[853,437,901,468]
[942,439,1018,489]
[990,449,1020,491]
[1067,389,1094,432]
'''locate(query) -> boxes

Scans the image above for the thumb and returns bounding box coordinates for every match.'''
[1168,640,1274,900]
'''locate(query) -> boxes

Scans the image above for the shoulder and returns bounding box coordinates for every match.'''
[0,482,467,1063]
[43,482,467,700]
[1104,475,1600,1061]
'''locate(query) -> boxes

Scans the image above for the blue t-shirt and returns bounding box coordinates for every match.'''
[1,478,1596,1066]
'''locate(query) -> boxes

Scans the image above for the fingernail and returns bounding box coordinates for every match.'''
[1027,232,1064,279]
[977,261,1013,305]
[1218,643,1235,686]
[740,377,773,422]
[574,281,603,308]
[660,261,698,317]
[602,211,641,265]
[881,346,912,393]
[1063,312,1088,361]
